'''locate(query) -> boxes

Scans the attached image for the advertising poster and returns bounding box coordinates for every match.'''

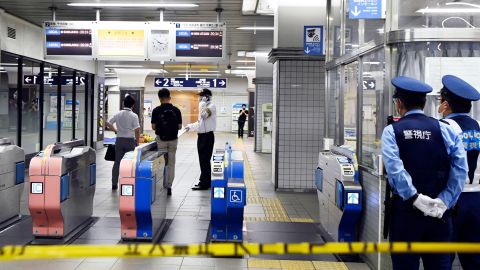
[97,29,145,56]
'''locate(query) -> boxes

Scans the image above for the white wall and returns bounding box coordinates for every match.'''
[274,0,327,48]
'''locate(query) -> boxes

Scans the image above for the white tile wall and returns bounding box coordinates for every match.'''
[274,60,325,190]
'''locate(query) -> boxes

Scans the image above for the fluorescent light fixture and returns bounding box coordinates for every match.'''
[237,26,274,30]
[242,0,257,15]
[446,2,480,9]
[256,0,276,15]
[178,74,221,76]
[172,70,220,73]
[68,3,198,8]
[236,66,256,69]
[236,60,256,63]
[105,65,144,68]
[416,8,480,14]
[364,62,381,65]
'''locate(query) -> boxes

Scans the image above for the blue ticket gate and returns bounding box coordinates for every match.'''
[210,144,246,242]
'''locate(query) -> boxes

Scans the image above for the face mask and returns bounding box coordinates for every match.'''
[201,96,209,102]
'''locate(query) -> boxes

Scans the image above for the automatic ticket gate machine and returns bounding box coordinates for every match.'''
[0,139,25,228]
[316,146,362,242]
[119,141,167,241]
[29,140,96,238]
[210,144,246,242]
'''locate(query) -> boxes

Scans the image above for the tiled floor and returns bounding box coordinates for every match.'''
[1,133,370,270]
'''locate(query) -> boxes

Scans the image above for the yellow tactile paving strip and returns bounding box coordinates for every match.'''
[248,259,348,270]
[233,139,314,223]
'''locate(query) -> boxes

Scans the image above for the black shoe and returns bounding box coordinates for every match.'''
[112,184,118,190]
[192,185,210,190]
[167,188,172,196]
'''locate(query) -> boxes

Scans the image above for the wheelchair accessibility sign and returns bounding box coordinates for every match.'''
[229,190,243,203]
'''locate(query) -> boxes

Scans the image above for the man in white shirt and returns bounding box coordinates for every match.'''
[106,95,140,190]
[186,88,217,190]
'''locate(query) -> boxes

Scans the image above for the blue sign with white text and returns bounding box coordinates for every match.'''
[348,0,385,19]
[154,77,227,88]
[304,26,324,56]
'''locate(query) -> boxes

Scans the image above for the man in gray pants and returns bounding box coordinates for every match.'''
[151,88,182,196]
[106,95,140,190]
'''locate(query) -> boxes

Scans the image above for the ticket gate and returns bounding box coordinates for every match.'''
[316,145,362,242]
[210,144,246,242]
[119,141,167,241]
[0,139,25,228]
[29,140,96,238]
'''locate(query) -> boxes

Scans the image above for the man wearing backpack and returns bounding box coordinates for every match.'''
[151,88,182,196]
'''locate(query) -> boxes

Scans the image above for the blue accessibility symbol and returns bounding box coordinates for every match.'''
[229,190,243,203]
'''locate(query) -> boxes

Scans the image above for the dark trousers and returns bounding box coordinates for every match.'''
[454,192,480,270]
[112,137,136,186]
[390,199,453,270]
[238,121,246,137]
[197,132,215,187]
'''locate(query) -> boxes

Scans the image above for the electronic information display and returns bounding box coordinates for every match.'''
[174,22,225,59]
[44,21,93,56]
[97,29,145,57]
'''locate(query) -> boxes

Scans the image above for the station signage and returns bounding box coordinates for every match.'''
[304,26,324,56]
[173,22,225,59]
[154,77,227,88]
[44,21,93,56]
[24,75,86,86]
[348,0,386,19]
[362,78,376,90]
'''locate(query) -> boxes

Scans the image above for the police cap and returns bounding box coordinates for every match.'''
[442,75,480,101]
[392,76,433,97]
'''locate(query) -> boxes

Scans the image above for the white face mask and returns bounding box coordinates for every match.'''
[201,96,209,102]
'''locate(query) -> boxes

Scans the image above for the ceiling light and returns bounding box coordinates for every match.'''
[236,66,256,69]
[68,3,198,8]
[236,60,256,63]
[178,73,221,77]
[446,2,480,8]
[105,65,144,68]
[171,70,220,73]
[237,27,274,31]
[242,0,257,15]
[416,8,480,14]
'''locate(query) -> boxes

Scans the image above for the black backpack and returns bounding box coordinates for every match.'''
[157,108,178,141]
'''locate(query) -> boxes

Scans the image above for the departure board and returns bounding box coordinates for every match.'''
[174,22,224,58]
[44,22,92,56]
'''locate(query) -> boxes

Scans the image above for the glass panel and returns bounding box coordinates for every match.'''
[344,61,359,149]
[344,0,360,54]
[21,60,41,154]
[44,64,60,146]
[393,42,480,119]
[361,50,385,169]
[327,68,341,143]
[328,0,343,60]
[61,69,74,142]
[395,0,480,29]
[364,19,385,44]
[0,52,18,144]
[76,72,86,142]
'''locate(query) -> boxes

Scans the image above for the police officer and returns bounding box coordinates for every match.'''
[381,76,467,270]
[438,75,480,270]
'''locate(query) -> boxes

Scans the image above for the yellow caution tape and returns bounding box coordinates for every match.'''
[1,242,480,261]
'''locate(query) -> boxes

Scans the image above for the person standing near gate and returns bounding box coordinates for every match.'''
[186,88,217,190]
[151,88,182,196]
[238,104,248,138]
[437,75,480,270]
[381,76,467,270]
[106,95,140,190]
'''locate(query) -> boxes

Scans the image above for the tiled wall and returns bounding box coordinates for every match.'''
[255,83,273,152]
[274,60,325,190]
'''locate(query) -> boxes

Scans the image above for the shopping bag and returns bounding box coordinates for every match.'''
[104,144,116,161]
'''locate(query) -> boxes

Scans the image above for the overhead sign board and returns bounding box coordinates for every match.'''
[44,21,93,57]
[147,22,173,60]
[154,77,227,88]
[24,75,86,86]
[348,0,386,19]
[96,28,146,57]
[173,22,225,60]
[304,26,324,56]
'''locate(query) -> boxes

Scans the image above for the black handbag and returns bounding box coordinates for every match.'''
[104,144,116,161]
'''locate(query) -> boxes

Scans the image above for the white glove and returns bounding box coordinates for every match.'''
[413,194,438,217]
[185,122,199,132]
[431,198,448,219]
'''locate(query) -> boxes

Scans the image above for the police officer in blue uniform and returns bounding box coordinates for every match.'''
[438,75,480,270]
[382,76,468,270]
